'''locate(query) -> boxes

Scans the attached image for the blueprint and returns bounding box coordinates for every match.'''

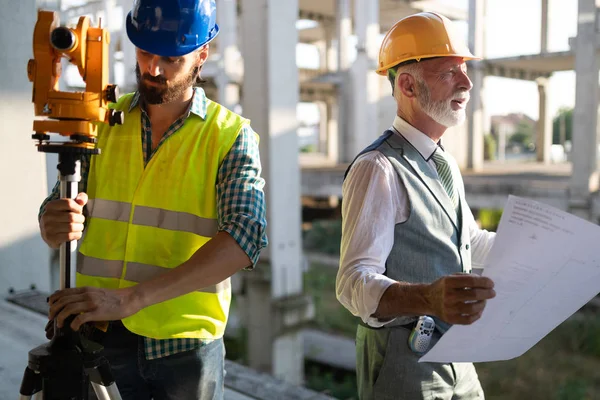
[420,195,600,363]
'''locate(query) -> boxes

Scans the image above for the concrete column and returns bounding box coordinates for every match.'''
[541,0,549,53]
[120,0,137,92]
[318,101,328,153]
[559,113,567,147]
[497,125,507,162]
[217,0,240,110]
[536,77,552,163]
[336,0,351,162]
[327,98,339,163]
[467,0,486,171]
[324,22,337,72]
[336,0,351,71]
[316,39,327,71]
[0,0,52,295]
[349,0,379,159]
[241,0,309,385]
[569,0,600,219]
[102,0,116,83]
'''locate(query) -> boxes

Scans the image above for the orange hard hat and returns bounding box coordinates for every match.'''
[376,12,480,76]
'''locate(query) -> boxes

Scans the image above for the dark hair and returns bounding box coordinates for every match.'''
[195,65,206,86]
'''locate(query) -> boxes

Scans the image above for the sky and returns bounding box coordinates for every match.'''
[297,0,579,124]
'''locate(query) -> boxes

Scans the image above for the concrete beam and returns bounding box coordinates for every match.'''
[541,0,549,53]
[347,0,379,161]
[536,77,552,163]
[241,0,308,385]
[467,0,485,171]
[216,0,241,110]
[336,0,351,71]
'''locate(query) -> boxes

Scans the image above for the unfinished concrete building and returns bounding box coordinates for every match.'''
[1,0,599,390]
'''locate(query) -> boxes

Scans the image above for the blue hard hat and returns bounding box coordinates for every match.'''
[126,0,219,57]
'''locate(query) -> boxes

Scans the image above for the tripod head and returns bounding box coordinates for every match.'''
[27,9,124,154]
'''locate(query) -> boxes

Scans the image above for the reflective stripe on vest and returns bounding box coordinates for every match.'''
[76,254,229,294]
[87,199,131,222]
[87,199,218,237]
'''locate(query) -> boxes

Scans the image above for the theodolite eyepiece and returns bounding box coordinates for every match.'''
[50,27,77,52]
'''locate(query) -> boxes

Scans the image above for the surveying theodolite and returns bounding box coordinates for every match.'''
[18,9,124,400]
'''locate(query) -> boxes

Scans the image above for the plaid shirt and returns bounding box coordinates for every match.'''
[40,87,267,359]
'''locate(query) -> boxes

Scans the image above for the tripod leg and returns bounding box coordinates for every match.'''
[88,357,122,400]
[18,366,43,400]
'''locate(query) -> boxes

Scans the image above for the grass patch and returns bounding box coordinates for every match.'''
[476,316,600,400]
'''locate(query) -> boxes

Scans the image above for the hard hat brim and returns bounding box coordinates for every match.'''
[375,53,482,76]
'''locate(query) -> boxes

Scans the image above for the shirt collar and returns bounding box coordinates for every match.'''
[128,87,208,120]
[392,115,441,160]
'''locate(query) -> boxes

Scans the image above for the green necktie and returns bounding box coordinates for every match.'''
[432,149,459,209]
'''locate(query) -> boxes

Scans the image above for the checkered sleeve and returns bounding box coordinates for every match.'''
[38,155,91,221]
[216,125,268,267]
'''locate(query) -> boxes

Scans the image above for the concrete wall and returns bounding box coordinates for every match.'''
[0,0,52,295]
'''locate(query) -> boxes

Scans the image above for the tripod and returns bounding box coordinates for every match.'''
[18,147,122,400]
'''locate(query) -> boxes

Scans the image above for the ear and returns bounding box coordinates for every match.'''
[196,45,210,66]
[396,72,418,99]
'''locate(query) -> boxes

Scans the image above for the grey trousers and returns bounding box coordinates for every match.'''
[356,324,484,400]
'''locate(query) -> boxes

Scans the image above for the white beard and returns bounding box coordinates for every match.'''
[417,80,468,128]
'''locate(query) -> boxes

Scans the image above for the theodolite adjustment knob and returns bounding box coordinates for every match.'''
[105,84,119,103]
[108,110,125,126]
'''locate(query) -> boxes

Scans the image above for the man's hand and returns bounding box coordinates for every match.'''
[426,274,496,325]
[48,286,141,331]
[40,192,88,249]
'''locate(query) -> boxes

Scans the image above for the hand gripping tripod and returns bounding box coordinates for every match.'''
[18,10,124,400]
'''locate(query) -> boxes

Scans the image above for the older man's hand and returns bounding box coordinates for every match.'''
[426,274,496,325]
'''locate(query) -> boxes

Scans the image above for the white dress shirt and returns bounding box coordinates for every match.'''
[336,116,496,327]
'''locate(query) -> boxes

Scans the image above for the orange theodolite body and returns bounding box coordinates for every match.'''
[27,10,122,150]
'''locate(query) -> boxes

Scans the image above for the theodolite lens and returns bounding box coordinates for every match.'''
[51,27,76,51]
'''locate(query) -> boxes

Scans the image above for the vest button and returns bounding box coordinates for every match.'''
[465,244,470,250]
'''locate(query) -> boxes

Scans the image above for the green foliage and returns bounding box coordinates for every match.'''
[556,378,590,400]
[509,120,535,148]
[300,144,317,153]
[550,317,600,358]
[303,219,342,255]
[224,326,248,364]
[303,262,357,336]
[478,209,503,231]
[484,134,497,161]
[552,107,573,145]
[477,316,600,400]
[305,362,357,400]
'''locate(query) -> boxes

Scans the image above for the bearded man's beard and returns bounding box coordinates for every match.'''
[135,64,200,105]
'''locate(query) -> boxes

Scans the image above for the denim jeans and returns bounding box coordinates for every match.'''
[91,321,225,400]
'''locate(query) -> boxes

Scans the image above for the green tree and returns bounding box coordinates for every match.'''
[509,120,534,148]
[552,107,573,145]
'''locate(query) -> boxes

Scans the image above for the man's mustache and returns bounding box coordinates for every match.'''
[142,74,167,84]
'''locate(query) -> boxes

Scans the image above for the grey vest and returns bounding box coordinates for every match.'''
[346,130,472,331]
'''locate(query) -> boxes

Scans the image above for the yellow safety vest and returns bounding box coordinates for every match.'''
[77,93,249,340]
